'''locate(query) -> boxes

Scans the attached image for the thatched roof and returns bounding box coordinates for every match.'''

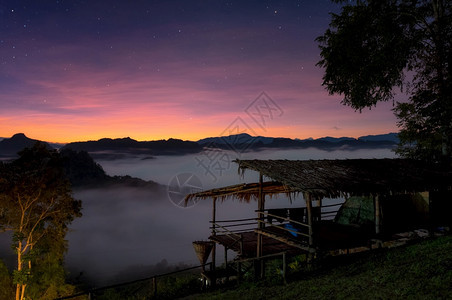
[185,159,452,204]
[236,159,452,198]
[185,181,299,203]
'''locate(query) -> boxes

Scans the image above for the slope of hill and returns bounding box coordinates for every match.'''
[60,148,162,189]
[189,235,452,300]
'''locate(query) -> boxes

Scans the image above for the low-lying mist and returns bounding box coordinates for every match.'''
[65,185,212,285]
[98,147,397,188]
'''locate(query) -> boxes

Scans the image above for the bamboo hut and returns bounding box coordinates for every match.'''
[186,159,452,276]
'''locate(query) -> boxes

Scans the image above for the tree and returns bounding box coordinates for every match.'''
[317,0,452,162]
[0,143,82,300]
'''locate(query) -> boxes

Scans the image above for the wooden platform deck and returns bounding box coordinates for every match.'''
[210,229,307,258]
[210,222,375,258]
[257,226,311,252]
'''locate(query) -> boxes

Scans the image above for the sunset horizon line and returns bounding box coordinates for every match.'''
[2,130,399,145]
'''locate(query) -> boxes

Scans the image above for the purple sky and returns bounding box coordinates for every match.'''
[0,0,400,142]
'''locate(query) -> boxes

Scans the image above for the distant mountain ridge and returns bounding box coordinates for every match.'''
[0,132,399,159]
[358,133,399,143]
[197,132,399,151]
[62,137,203,159]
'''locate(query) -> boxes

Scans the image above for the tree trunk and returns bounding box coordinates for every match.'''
[15,241,28,300]
[20,285,26,300]
[15,242,22,300]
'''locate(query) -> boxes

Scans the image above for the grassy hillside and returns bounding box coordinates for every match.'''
[188,235,452,300]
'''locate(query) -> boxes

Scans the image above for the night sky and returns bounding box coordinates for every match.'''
[0,0,399,143]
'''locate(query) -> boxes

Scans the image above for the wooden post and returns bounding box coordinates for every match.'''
[316,198,322,221]
[224,246,227,267]
[306,193,314,247]
[212,198,216,234]
[224,246,229,283]
[282,252,287,284]
[306,193,314,264]
[153,277,157,298]
[257,173,265,230]
[239,234,243,256]
[374,195,381,235]
[257,173,264,258]
[256,172,265,279]
[428,191,434,236]
[211,198,217,286]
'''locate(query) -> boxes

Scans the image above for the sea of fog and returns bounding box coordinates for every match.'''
[0,147,397,285]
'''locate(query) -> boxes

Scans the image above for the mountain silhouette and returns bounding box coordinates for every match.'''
[358,133,399,143]
[62,137,203,159]
[0,133,52,158]
[197,132,399,151]
[1,132,399,160]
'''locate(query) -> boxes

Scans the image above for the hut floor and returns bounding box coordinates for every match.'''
[209,224,434,261]
[210,222,376,258]
[210,229,306,258]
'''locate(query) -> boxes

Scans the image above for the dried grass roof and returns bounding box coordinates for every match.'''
[185,159,452,204]
[184,181,298,203]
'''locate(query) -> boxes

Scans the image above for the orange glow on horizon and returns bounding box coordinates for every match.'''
[0,117,398,144]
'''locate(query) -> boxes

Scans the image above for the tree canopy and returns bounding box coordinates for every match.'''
[317,0,452,162]
[0,143,82,300]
